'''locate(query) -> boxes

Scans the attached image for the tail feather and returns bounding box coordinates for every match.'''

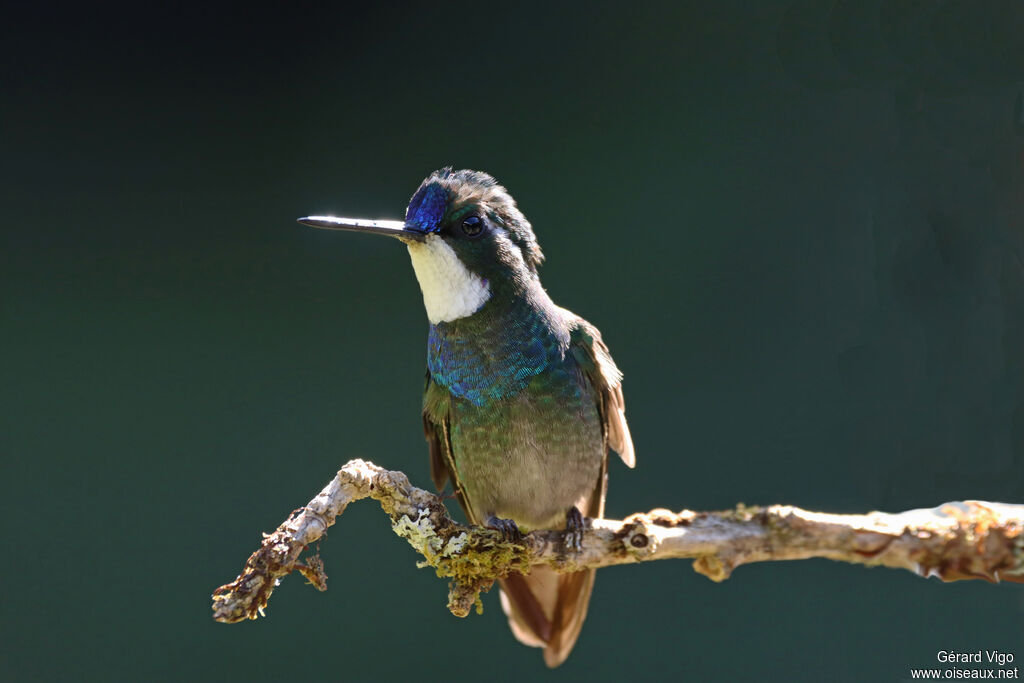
[499,565,596,668]
[499,572,553,646]
[544,569,596,667]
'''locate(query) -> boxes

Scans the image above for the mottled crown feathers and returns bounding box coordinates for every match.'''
[407,168,544,272]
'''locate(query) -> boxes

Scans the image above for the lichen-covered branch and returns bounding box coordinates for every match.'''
[212,459,1024,623]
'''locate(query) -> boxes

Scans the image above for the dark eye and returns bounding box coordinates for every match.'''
[461,215,484,238]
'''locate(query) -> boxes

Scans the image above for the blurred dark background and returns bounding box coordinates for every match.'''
[3,1,1022,681]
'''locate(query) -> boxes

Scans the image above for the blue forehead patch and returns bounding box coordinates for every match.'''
[405,183,448,233]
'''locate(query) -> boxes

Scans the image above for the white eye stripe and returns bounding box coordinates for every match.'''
[493,229,529,269]
[406,235,491,323]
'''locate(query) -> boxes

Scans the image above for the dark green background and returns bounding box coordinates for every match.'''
[3,2,1022,681]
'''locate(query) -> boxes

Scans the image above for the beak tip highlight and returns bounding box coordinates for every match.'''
[295,215,426,242]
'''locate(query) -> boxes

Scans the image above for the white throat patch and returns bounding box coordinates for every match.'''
[407,235,491,324]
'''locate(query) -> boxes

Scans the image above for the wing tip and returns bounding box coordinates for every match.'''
[611,407,636,468]
[620,448,637,469]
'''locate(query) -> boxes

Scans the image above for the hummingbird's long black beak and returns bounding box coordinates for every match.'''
[296,216,426,242]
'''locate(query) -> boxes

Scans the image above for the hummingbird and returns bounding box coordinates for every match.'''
[298,168,635,667]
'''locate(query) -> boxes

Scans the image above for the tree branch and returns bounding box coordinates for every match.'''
[211,459,1024,623]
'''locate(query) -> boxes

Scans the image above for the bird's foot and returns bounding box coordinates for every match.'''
[563,506,585,552]
[485,516,523,544]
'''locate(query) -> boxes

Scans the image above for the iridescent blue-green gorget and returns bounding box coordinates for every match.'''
[298,168,635,668]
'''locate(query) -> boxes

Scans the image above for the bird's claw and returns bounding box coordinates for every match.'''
[486,516,523,544]
[564,506,585,552]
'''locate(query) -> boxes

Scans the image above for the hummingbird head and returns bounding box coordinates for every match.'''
[299,168,544,324]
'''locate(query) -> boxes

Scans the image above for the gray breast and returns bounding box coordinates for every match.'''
[450,364,605,531]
